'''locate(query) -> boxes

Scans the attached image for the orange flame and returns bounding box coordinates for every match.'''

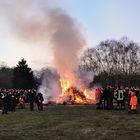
[56,77,95,104]
[60,78,71,95]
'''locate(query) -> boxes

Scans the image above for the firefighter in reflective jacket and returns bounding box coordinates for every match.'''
[130,92,137,113]
[115,87,125,109]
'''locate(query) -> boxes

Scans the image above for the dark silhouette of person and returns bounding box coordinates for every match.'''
[36,92,44,111]
[2,93,9,114]
[29,90,36,111]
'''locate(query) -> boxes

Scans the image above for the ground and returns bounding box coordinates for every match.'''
[0,105,140,140]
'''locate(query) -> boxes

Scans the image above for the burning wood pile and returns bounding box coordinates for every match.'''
[56,78,95,105]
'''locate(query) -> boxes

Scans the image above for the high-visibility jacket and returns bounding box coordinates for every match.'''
[117,90,124,101]
[130,95,137,110]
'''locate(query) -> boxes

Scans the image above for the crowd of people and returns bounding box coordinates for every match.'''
[0,89,44,114]
[0,86,139,115]
[95,87,140,113]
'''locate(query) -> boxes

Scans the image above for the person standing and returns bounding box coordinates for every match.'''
[102,87,109,109]
[1,93,9,114]
[129,92,138,114]
[109,87,114,109]
[19,96,25,109]
[29,89,36,111]
[10,93,17,111]
[36,92,44,111]
[116,87,125,109]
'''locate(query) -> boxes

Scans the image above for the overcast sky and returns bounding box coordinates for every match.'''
[0,0,140,69]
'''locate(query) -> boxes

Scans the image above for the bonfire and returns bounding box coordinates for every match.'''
[56,78,95,104]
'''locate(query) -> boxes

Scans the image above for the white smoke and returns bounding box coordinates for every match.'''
[38,68,61,103]
[76,70,94,88]
[0,0,92,102]
[46,9,86,83]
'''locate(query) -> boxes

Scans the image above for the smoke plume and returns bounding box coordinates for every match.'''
[0,0,87,101]
[46,9,86,83]
[0,0,86,74]
[38,68,60,103]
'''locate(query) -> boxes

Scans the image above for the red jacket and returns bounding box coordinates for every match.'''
[95,89,102,104]
[19,98,25,105]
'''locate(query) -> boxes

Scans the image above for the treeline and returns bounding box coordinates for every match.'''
[80,37,140,88]
[0,59,37,89]
[0,37,140,89]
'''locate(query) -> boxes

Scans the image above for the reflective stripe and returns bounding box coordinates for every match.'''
[117,90,124,101]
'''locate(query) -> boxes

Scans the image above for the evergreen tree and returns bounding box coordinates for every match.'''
[13,59,36,89]
[0,65,13,89]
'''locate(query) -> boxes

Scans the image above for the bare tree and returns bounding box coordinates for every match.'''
[80,37,140,88]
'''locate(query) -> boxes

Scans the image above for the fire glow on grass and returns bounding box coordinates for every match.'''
[56,77,95,104]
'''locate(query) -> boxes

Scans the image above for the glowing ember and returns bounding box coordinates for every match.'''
[56,78,95,104]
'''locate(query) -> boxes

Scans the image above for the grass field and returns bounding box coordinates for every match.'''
[0,105,140,140]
